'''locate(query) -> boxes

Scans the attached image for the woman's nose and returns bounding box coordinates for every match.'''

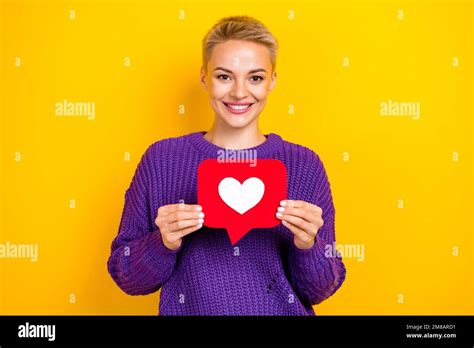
[230,81,248,98]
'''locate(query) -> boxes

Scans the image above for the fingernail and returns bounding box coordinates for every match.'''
[280,200,287,207]
[198,218,204,224]
[282,220,288,225]
[195,206,202,211]
[277,207,285,212]
[198,212,205,218]
[276,212,283,218]
[197,224,203,229]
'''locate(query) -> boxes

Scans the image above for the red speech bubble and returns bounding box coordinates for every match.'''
[197,159,287,245]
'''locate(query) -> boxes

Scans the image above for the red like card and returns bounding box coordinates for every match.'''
[197,159,288,245]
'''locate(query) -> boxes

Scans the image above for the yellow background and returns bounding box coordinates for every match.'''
[0,0,472,315]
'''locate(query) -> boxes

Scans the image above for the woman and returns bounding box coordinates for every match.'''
[107,15,346,315]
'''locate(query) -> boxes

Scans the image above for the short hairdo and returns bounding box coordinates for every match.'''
[202,15,279,73]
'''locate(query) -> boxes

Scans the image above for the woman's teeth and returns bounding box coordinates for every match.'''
[225,103,253,110]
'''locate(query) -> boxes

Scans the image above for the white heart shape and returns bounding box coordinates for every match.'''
[218,177,265,215]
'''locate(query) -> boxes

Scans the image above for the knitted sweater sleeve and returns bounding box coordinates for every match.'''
[287,151,346,305]
[107,145,181,295]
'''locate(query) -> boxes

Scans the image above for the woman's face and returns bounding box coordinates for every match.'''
[200,40,276,129]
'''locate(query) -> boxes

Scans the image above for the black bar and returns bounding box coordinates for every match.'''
[0,315,472,346]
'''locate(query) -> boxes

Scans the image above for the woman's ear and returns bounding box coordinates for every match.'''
[200,66,208,91]
[269,70,277,92]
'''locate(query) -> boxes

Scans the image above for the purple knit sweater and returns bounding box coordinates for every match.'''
[107,131,346,315]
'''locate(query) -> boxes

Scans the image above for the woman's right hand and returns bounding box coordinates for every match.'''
[155,203,205,251]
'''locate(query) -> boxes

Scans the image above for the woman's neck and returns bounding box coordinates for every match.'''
[204,122,267,150]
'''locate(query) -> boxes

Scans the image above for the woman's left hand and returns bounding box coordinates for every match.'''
[276,200,324,250]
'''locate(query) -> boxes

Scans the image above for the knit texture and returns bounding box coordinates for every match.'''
[107,131,346,315]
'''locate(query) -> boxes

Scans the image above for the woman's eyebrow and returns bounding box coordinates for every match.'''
[213,67,267,74]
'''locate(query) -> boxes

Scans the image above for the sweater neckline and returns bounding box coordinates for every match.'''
[187,131,283,158]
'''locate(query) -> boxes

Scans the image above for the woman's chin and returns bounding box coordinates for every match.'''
[222,116,254,129]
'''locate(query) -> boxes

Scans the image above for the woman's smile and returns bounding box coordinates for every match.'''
[222,101,255,115]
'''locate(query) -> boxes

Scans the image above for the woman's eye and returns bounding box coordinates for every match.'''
[216,75,263,82]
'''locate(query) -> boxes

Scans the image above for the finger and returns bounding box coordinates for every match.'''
[277,206,320,224]
[277,213,320,237]
[280,200,322,214]
[176,223,204,239]
[164,210,205,224]
[167,218,204,233]
[166,223,203,244]
[158,203,202,216]
[281,220,313,243]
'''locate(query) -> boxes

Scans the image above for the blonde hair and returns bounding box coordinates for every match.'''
[202,15,279,73]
